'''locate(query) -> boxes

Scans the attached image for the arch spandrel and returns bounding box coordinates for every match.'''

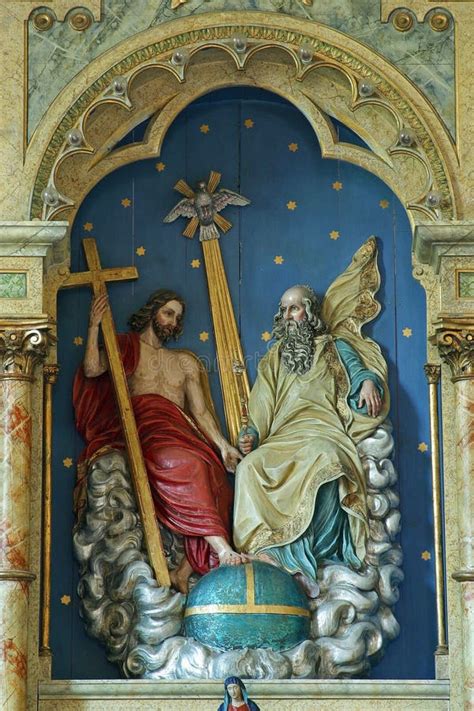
[24,11,459,231]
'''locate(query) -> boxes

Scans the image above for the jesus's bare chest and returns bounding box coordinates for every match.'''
[128,343,186,406]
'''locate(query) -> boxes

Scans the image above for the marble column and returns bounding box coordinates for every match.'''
[436,324,474,711]
[0,323,50,711]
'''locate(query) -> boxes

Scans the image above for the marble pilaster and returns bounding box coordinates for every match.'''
[435,322,474,711]
[414,223,474,707]
[0,323,51,711]
[0,221,67,711]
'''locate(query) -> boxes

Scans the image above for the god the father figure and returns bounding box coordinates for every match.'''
[234,285,388,596]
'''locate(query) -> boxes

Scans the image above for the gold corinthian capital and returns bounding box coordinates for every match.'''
[0,320,54,380]
[432,318,474,382]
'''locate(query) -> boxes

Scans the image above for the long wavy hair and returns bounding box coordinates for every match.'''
[128,289,186,338]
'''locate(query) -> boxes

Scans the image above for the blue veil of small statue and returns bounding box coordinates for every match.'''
[218,677,260,711]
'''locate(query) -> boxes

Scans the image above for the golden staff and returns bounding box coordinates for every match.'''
[233,359,249,435]
[40,363,59,657]
[164,171,251,444]
[424,363,448,655]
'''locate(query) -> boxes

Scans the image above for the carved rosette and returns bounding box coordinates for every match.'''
[436,329,474,381]
[0,324,53,380]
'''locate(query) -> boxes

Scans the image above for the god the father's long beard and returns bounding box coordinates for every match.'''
[272,317,317,375]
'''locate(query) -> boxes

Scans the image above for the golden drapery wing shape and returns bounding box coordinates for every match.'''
[321,235,390,439]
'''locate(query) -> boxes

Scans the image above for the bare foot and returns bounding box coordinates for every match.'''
[169,557,193,594]
[218,550,244,566]
[205,535,244,567]
[294,572,320,599]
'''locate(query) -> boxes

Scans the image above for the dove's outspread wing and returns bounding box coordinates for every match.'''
[213,189,251,213]
[163,198,196,223]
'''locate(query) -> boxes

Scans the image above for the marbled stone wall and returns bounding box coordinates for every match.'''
[27,0,454,141]
[0,378,32,711]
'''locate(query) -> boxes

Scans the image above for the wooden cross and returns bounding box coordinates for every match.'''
[61,238,171,587]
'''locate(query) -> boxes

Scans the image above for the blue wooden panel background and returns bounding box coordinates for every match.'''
[52,88,437,680]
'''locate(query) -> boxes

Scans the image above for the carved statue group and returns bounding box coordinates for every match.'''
[75,252,387,599]
[72,225,402,679]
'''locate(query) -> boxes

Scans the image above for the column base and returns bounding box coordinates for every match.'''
[39,649,52,681]
[435,647,449,680]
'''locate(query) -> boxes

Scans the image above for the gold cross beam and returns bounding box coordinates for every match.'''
[61,238,171,587]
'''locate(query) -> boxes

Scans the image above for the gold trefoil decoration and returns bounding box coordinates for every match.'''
[164,171,250,242]
[33,10,55,32]
[430,12,451,33]
[392,10,414,32]
[69,10,93,31]
[171,0,188,9]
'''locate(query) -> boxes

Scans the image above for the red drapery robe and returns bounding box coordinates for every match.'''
[73,332,233,575]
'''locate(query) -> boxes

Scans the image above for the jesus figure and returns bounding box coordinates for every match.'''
[73,289,243,593]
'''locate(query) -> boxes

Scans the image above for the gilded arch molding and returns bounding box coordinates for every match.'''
[26,11,459,227]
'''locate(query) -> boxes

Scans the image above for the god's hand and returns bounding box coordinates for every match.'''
[220,443,242,473]
[89,294,108,328]
[238,434,256,456]
[358,379,382,417]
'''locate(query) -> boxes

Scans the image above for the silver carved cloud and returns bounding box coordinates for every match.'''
[73,421,402,679]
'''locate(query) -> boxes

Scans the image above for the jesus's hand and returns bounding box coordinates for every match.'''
[358,379,382,417]
[220,443,242,473]
[89,294,108,328]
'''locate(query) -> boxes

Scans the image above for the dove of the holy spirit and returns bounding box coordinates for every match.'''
[163,171,250,241]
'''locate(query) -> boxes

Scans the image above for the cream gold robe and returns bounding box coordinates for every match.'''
[233,335,389,562]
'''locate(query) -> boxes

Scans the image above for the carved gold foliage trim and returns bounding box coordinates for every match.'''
[324,339,351,424]
[0,324,53,378]
[424,363,441,385]
[30,23,453,220]
[437,329,474,381]
[43,363,60,384]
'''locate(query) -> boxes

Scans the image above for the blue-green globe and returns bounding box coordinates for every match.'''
[184,561,310,651]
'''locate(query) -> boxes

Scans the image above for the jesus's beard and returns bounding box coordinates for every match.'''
[152,320,178,343]
[272,317,317,375]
